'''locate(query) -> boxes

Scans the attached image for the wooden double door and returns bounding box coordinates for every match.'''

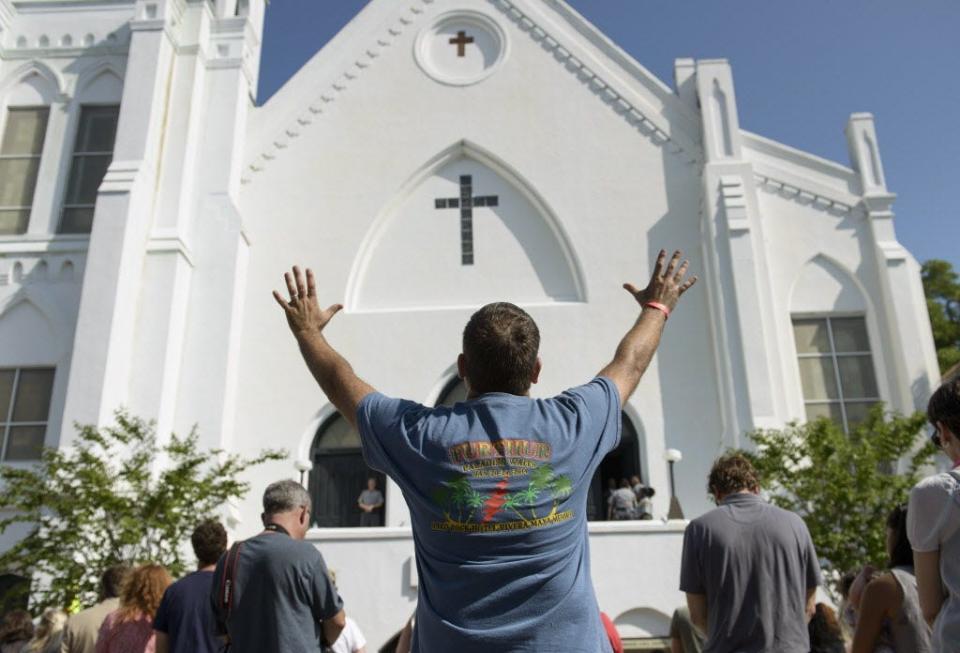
[309,450,386,528]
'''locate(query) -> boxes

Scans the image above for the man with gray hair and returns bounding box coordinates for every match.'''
[210,479,346,652]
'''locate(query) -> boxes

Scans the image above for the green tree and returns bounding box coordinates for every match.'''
[745,406,934,597]
[922,259,960,373]
[0,411,285,611]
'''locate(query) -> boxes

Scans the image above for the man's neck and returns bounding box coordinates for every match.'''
[198,563,216,572]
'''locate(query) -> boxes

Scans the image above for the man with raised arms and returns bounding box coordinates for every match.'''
[274,250,697,652]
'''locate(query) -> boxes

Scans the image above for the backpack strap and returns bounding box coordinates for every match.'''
[219,541,245,620]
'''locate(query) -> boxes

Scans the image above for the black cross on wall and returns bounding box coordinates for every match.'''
[448,30,474,57]
[434,175,499,265]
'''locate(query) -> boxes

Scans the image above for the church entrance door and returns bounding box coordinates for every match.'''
[587,413,642,521]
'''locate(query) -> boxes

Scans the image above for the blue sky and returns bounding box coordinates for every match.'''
[257,0,960,271]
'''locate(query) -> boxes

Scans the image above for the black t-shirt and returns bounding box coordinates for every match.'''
[154,570,219,653]
[210,532,344,653]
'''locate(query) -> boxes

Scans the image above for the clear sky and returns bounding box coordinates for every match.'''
[257,0,960,270]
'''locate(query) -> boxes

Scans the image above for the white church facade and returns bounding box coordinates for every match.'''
[0,0,940,647]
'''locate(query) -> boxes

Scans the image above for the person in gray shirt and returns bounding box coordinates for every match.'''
[357,478,384,527]
[211,480,346,653]
[680,454,820,653]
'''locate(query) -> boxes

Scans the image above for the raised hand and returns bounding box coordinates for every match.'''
[272,266,343,337]
[623,249,698,313]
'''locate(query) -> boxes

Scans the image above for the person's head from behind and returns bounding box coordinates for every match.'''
[0,609,33,644]
[642,486,656,499]
[99,564,129,602]
[262,479,312,539]
[807,603,844,650]
[31,608,67,645]
[192,519,227,568]
[118,564,172,621]
[707,453,760,503]
[458,303,541,397]
[629,475,641,487]
[366,478,378,491]
[885,504,913,569]
[928,377,960,461]
[619,478,630,489]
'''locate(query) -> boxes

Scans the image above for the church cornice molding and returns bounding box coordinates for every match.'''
[242,0,702,184]
[754,173,854,216]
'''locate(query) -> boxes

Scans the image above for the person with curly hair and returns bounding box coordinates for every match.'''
[96,564,171,653]
[679,453,821,652]
[0,609,34,653]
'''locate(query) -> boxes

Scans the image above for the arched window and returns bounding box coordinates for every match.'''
[587,413,643,521]
[308,413,385,528]
[436,377,468,406]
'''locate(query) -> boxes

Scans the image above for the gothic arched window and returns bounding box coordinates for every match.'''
[308,413,385,528]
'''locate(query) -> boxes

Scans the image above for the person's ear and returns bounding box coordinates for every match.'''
[260,513,267,526]
[457,353,467,380]
[531,357,542,384]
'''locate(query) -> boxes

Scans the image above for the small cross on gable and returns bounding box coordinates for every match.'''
[434,175,499,266]
[448,30,474,57]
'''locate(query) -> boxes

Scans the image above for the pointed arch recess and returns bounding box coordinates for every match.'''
[0,60,65,104]
[789,254,869,314]
[73,62,124,102]
[345,139,587,311]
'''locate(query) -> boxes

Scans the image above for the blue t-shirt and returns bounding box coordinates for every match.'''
[154,570,218,653]
[357,376,621,653]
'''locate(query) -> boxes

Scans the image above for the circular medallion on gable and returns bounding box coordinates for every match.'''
[415,11,508,86]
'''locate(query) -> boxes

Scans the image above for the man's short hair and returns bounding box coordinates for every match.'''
[707,453,760,497]
[191,519,227,567]
[928,377,960,436]
[100,564,129,601]
[462,302,540,396]
[263,479,311,516]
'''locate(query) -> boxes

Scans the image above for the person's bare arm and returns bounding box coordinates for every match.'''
[685,592,708,635]
[274,266,375,429]
[805,587,817,623]
[154,632,170,653]
[321,609,347,647]
[598,250,697,404]
[851,574,900,653]
[914,549,944,626]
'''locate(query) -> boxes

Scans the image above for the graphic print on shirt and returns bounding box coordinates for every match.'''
[430,439,574,533]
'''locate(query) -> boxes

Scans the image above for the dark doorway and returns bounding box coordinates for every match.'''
[0,574,28,619]
[309,413,386,528]
[587,413,642,521]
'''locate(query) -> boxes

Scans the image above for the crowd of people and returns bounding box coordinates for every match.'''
[2,254,959,652]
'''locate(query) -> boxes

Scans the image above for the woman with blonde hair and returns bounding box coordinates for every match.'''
[25,608,66,653]
[96,564,172,653]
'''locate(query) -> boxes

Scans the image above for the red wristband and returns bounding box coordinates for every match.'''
[644,301,670,319]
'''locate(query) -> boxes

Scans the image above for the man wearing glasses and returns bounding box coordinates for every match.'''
[908,377,960,652]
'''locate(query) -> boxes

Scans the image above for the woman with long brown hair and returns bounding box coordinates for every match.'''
[96,564,172,653]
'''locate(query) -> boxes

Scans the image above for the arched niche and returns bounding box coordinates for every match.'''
[790,255,867,314]
[0,296,61,365]
[614,607,672,639]
[74,66,123,104]
[307,412,386,528]
[0,62,63,105]
[346,140,585,312]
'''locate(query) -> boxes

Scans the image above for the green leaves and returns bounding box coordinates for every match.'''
[922,259,960,374]
[0,410,285,611]
[745,406,933,598]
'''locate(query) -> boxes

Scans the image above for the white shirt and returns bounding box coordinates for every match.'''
[908,470,960,652]
[331,616,367,653]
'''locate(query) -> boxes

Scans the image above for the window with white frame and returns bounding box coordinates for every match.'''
[0,367,55,461]
[58,105,120,234]
[0,107,50,235]
[792,316,880,433]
